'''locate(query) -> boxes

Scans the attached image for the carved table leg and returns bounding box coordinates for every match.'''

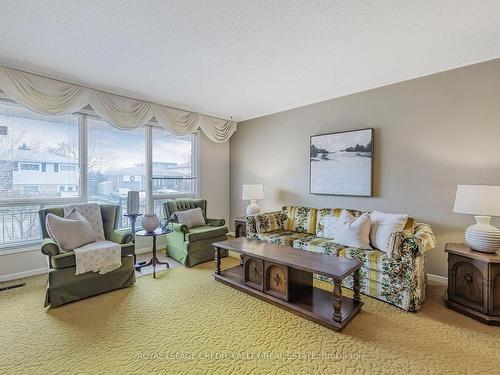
[214,247,221,275]
[333,281,343,323]
[353,269,361,303]
[240,253,244,266]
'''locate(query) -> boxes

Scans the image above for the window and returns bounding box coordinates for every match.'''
[0,100,80,246]
[152,128,197,220]
[88,117,146,229]
[20,163,40,171]
[59,164,77,172]
[0,98,198,247]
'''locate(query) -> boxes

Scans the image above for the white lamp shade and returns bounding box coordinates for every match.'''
[453,185,500,216]
[242,184,264,200]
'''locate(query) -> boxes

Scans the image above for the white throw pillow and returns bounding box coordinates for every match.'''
[324,210,372,249]
[369,210,408,252]
[174,207,206,228]
[64,203,105,241]
[320,215,340,238]
[46,208,97,253]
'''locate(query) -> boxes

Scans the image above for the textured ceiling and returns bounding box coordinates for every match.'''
[1,1,500,121]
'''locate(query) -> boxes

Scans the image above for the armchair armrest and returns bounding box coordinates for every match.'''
[108,229,133,245]
[387,223,436,260]
[206,218,225,227]
[41,238,59,256]
[171,222,189,234]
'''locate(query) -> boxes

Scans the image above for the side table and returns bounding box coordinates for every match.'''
[445,243,500,325]
[135,228,171,278]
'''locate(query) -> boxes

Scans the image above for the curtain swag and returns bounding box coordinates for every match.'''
[0,66,237,142]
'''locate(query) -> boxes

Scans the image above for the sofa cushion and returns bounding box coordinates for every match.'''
[369,210,408,252]
[323,210,372,249]
[316,208,364,237]
[282,206,318,234]
[254,212,285,233]
[254,229,311,246]
[46,209,97,253]
[64,203,106,241]
[51,243,135,269]
[185,225,228,242]
[292,236,388,273]
[174,207,206,228]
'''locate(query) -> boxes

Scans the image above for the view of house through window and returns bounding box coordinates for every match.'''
[152,127,197,220]
[0,100,79,245]
[0,99,198,247]
[88,117,146,228]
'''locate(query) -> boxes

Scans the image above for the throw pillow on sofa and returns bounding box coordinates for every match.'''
[323,209,372,249]
[173,207,206,228]
[255,212,285,233]
[369,210,408,252]
[46,208,97,253]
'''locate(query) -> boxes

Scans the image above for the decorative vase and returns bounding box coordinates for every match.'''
[127,191,140,215]
[142,213,159,232]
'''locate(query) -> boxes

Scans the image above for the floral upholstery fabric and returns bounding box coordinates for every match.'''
[246,207,436,312]
[249,229,311,247]
[254,212,286,234]
[282,206,318,234]
[293,235,423,311]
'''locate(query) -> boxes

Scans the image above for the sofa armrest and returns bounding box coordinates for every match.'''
[41,238,60,256]
[206,218,225,227]
[387,223,436,259]
[245,211,285,237]
[108,229,133,245]
[171,222,189,234]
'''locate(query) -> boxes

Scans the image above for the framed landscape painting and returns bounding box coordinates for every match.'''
[310,128,373,196]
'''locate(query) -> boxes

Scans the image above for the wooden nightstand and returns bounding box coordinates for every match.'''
[445,243,500,325]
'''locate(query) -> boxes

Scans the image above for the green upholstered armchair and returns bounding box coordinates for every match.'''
[39,204,136,308]
[163,199,228,267]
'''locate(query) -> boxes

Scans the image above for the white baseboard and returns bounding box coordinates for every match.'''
[427,273,448,285]
[0,267,47,283]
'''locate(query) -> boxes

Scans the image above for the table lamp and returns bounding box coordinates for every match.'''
[242,184,264,215]
[453,185,500,253]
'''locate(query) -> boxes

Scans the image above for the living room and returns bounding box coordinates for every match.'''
[1,1,499,374]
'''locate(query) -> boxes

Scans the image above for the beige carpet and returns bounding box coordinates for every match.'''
[0,257,499,374]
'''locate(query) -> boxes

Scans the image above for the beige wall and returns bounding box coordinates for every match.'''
[230,59,500,278]
[0,132,230,281]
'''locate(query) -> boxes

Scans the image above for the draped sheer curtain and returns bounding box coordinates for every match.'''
[0,66,237,142]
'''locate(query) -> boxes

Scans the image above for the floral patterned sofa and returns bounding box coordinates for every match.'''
[245,206,436,312]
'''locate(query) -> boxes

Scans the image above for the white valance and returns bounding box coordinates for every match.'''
[0,66,237,142]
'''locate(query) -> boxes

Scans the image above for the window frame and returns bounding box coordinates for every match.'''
[0,97,199,249]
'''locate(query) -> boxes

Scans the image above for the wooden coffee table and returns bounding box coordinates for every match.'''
[213,237,363,331]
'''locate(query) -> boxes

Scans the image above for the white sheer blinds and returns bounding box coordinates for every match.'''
[0,66,237,142]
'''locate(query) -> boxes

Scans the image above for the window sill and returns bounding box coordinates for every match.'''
[0,242,41,256]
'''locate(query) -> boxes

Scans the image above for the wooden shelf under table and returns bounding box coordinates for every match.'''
[214,265,363,332]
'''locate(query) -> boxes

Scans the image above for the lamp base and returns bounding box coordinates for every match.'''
[246,200,261,216]
[465,216,500,253]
